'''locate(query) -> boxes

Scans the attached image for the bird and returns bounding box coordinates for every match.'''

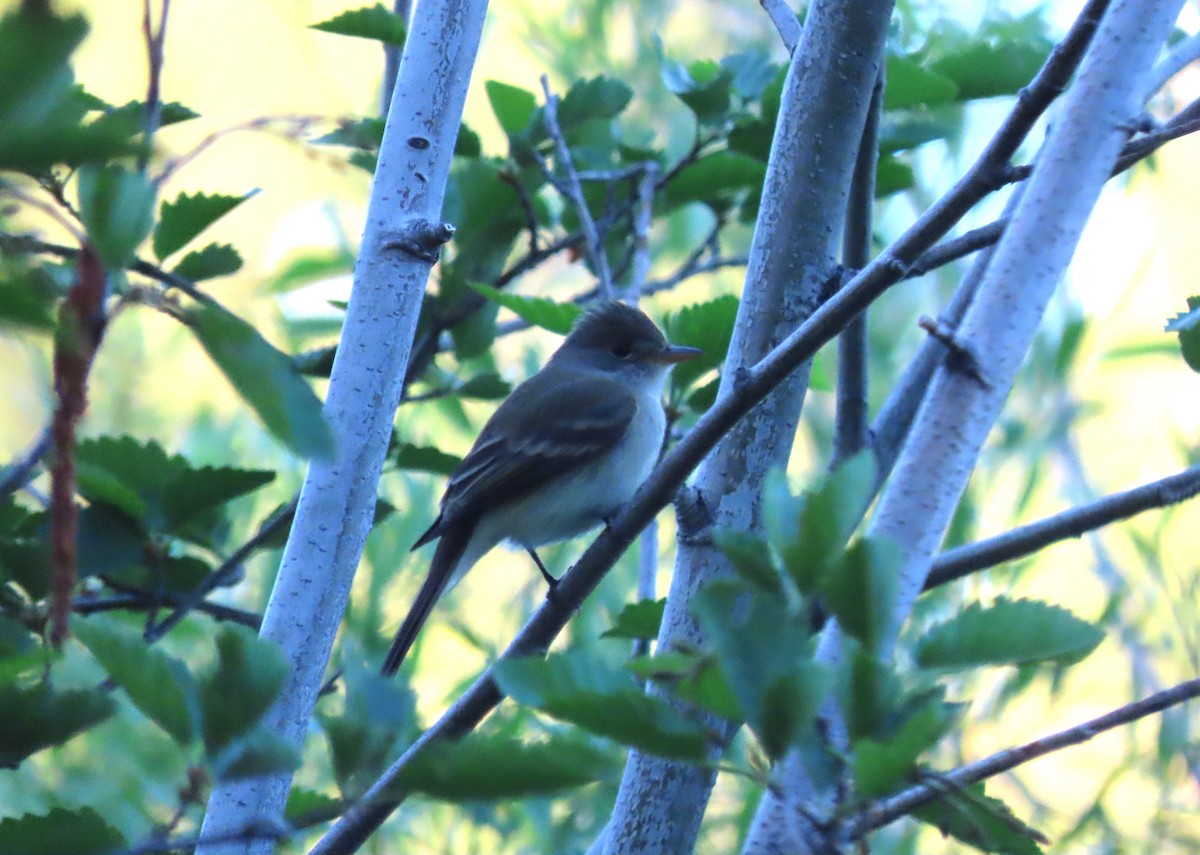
[381,301,701,676]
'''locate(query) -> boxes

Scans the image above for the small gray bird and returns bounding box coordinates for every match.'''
[382,301,700,676]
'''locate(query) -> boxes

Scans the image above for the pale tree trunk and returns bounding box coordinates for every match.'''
[599,1,895,852]
[742,0,1184,850]
[194,1,488,852]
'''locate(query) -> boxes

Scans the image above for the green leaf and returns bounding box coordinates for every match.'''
[601,598,665,641]
[0,122,140,171]
[660,51,734,123]
[75,436,274,539]
[187,301,335,460]
[0,267,59,331]
[76,164,156,268]
[692,580,827,760]
[913,784,1046,854]
[486,80,537,135]
[467,283,581,334]
[722,51,778,99]
[393,442,462,476]
[915,599,1104,670]
[319,658,415,798]
[854,695,956,797]
[927,13,1053,101]
[199,626,289,758]
[401,731,618,800]
[172,243,243,282]
[876,154,915,197]
[884,55,958,109]
[494,652,710,761]
[75,616,199,746]
[763,453,876,593]
[663,295,738,391]
[820,537,901,652]
[0,6,87,124]
[839,648,904,742]
[0,682,116,767]
[712,528,779,592]
[457,371,512,400]
[0,807,125,855]
[1165,296,1200,372]
[627,650,742,722]
[310,4,406,46]
[87,99,199,138]
[212,725,300,781]
[662,151,765,211]
[558,76,633,128]
[154,191,256,261]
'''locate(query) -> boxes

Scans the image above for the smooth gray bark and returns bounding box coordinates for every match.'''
[744,1,1183,850]
[870,0,1184,653]
[195,1,488,852]
[601,2,895,852]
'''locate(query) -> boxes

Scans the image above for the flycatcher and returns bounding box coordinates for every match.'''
[381,301,701,676]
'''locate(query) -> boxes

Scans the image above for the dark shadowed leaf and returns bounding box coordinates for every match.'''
[558,76,633,128]
[393,442,462,476]
[820,536,901,652]
[692,580,827,760]
[495,652,709,761]
[913,784,1046,854]
[199,626,289,758]
[173,243,243,282]
[1165,296,1200,372]
[212,726,300,781]
[0,683,115,767]
[401,732,618,800]
[0,807,125,855]
[187,301,334,459]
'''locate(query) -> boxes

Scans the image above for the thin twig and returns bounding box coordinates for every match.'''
[849,679,1200,838]
[156,115,325,186]
[539,75,615,298]
[623,162,659,302]
[833,68,882,463]
[143,497,298,643]
[0,423,53,498]
[760,0,802,53]
[139,0,170,173]
[1142,29,1200,101]
[0,181,86,242]
[75,591,262,629]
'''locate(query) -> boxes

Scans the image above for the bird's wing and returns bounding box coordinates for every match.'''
[436,371,638,527]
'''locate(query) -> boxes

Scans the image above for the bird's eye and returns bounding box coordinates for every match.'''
[610,342,633,359]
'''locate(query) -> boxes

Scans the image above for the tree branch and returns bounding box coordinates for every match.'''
[924,463,1200,590]
[849,679,1200,838]
[539,75,615,298]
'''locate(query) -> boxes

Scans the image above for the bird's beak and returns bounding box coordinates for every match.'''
[653,344,703,364]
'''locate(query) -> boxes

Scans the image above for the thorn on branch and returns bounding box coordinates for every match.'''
[918,316,992,389]
[382,220,456,263]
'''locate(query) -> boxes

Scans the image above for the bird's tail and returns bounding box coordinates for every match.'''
[381,519,474,677]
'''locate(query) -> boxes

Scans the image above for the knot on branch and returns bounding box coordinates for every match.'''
[674,486,714,545]
[383,220,456,263]
[918,316,992,389]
